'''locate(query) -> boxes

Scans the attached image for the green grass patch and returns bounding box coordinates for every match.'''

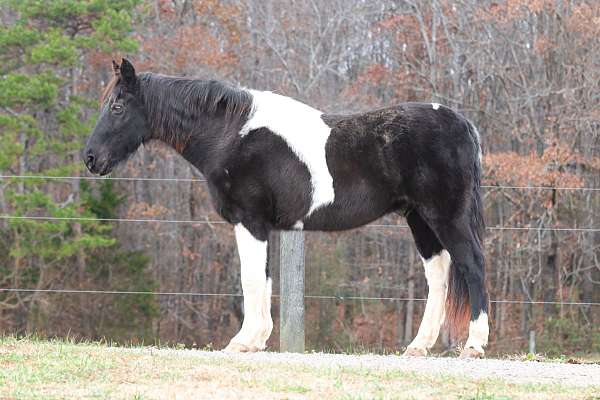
[0,336,598,400]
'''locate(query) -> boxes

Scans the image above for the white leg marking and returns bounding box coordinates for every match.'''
[406,250,451,353]
[293,220,304,230]
[240,90,335,216]
[432,102,441,110]
[463,312,489,354]
[225,224,273,352]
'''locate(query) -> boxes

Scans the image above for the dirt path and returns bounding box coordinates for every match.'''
[175,349,600,388]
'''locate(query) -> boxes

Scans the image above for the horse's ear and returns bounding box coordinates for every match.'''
[120,58,136,85]
[112,59,121,77]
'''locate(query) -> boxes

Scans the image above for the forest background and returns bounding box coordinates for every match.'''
[1,0,599,356]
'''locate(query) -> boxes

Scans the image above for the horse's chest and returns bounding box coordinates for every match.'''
[206,176,239,224]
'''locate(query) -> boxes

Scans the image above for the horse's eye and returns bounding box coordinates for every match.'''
[111,104,123,113]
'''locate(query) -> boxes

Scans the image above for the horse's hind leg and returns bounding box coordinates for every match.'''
[403,211,451,357]
[224,224,273,352]
[429,217,489,358]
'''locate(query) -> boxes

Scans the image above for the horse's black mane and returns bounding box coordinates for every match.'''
[137,73,253,146]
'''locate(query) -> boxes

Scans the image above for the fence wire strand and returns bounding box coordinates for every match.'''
[2,174,600,191]
[0,215,227,225]
[0,175,206,183]
[1,288,599,306]
[1,215,599,232]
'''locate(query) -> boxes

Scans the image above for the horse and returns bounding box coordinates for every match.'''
[84,58,489,358]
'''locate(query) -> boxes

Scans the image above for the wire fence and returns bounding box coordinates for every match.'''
[2,173,600,308]
[1,288,599,306]
[3,174,600,230]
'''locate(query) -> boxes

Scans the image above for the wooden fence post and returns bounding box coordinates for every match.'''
[279,230,305,353]
[529,330,536,354]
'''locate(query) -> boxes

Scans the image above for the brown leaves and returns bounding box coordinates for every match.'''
[484,0,555,24]
[344,64,393,107]
[134,0,243,77]
[484,142,585,190]
[567,3,600,41]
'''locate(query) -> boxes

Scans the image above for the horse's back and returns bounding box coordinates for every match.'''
[323,102,475,154]
[309,103,479,229]
[323,102,477,180]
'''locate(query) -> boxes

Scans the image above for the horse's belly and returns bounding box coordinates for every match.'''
[302,184,396,231]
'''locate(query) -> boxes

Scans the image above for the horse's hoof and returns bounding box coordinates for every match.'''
[459,347,484,359]
[223,342,260,353]
[402,347,427,357]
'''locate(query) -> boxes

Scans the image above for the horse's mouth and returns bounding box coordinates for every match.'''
[84,161,112,176]
[99,163,113,176]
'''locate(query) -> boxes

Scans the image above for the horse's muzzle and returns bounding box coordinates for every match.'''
[84,149,111,175]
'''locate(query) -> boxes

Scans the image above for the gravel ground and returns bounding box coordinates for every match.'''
[145,348,600,388]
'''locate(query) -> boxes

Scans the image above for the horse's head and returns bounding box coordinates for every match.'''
[84,58,150,175]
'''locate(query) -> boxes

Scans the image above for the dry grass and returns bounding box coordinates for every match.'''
[0,337,598,400]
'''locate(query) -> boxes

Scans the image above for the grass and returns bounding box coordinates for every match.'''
[0,337,598,400]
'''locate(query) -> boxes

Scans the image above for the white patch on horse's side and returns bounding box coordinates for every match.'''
[240,90,335,216]
[464,312,489,354]
[226,224,273,351]
[293,221,304,230]
[407,250,451,352]
[431,102,441,110]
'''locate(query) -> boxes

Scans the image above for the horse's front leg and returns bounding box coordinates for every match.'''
[224,224,273,352]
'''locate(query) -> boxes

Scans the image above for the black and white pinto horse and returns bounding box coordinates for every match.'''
[84,59,489,358]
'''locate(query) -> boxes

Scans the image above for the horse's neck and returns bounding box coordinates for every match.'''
[179,119,238,174]
[141,86,231,174]
[141,81,243,175]
[153,114,236,175]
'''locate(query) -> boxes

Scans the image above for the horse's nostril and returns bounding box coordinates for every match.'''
[86,153,95,169]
